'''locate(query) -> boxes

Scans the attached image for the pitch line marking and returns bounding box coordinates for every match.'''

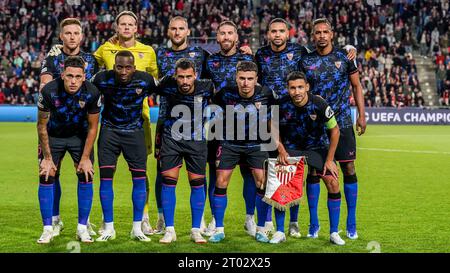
[358,147,450,155]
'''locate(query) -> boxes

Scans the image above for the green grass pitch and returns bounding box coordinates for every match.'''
[0,122,449,253]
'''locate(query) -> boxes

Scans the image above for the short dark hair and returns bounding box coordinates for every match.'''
[115,50,135,62]
[236,61,258,74]
[64,56,85,70]
[175,58,196,73]
[286,71,308,84]
[311,18,333,35]
[268,18,290,31]
[218,20,238,32]
[115,10,138,25]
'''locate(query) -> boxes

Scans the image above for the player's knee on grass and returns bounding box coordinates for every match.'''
[39,175,56,185]
[340,161,355,176]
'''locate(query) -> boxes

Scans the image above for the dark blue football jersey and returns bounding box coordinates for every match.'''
[156,77,214,141]
[205,52,254,90]
[40,50,99,80]
[255,43,308,125]
[299,47,358,129]
[156,46,210,122]
[91,70,157,130]
[213,85,276,148]
[255,43,307,98]
[280,93,335,150]
[38,78,101,138]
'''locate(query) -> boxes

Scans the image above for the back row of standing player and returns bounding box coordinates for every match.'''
[36,11,366,245]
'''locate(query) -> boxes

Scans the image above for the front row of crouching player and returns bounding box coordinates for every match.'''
[37,54,347,245]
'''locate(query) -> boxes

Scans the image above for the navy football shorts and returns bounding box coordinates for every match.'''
[160,136,207,176]
[97,126,147,170]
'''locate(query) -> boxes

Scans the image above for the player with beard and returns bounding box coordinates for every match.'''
[203,21,257,237]
[153,16,211,235]
[255,18,356,238]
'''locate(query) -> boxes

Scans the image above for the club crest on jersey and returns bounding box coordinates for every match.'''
[255,102,261,109]
[189,52,196,58]
[287,53,294,60]
[138,52,144,59]
[79,100,85,108]
[309,114,317,121]
[136,88,143,95]
[335,61,342,69]
[213,62,220,68]
[195,96,203,103]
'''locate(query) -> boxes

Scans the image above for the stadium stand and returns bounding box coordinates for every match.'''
[0,0,448,107]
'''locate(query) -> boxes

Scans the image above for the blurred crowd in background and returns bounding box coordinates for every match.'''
[0,0,448,107]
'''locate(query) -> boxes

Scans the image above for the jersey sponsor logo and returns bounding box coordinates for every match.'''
[138,52,144,59]
[287,53,294,60]
[335,61,342,69]
[189,52,196,58]
[136,88,143,95]
[325,106,334,119]
[79,100,86,108]
[309,114,317,121]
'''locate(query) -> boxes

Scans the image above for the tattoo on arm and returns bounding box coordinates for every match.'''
[37,110,51,159]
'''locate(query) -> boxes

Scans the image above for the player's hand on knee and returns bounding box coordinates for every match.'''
[323,160,338,181]
[77,158,94,182]
[48,44,63,57]
[39,159,57,181]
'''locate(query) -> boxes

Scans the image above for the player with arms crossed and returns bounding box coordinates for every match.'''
[37,56,101,244]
